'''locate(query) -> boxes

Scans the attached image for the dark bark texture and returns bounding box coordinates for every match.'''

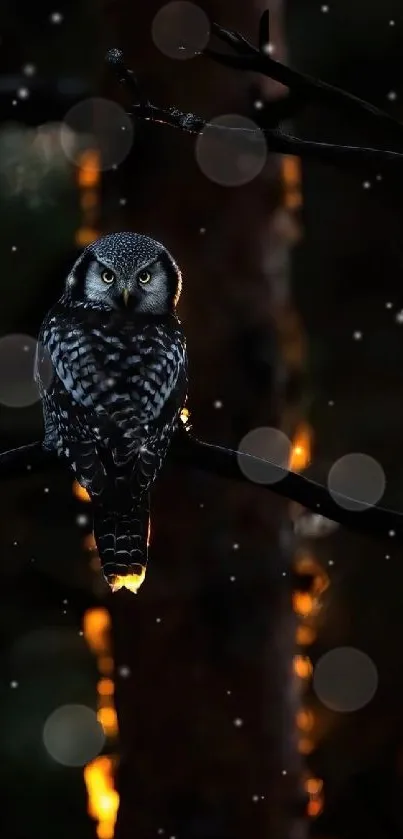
[100,1,307,838]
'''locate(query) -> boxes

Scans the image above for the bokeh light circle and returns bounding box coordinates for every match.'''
[313,647,378,712]
[43,704,105,766]
[152,2,210,60]
[237,427,291,484]
[0,334,53,408]
[60,97,134,171]
[196,114,267,186]
[327,452,386,511]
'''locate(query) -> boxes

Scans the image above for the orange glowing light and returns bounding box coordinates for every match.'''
[83,609,111,653]
[312,573,330,595]
[97,707,118,736]
[75,227,100,247]
[298,737,315,755]
[292,591,317,617]
[73,479,91,502]
[296,625,316,645]
[307,797,323,817]
[84,756,119,838]
[282,155,301,188]
[96,825,115,839]
[78,150,101,188]
[147,517,151,548]
[284,190,303,210]
[296,709,314,731]
[305,778,323,796]
[97,678,115,697]
[180,406,190,425]
[98,656,114,675]
[293,655,313,679]
[109,568,146,594]
[289,424,312,472]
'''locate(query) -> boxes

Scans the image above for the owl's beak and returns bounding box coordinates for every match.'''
[122,288,130,307]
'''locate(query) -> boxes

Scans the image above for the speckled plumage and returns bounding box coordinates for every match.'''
[35,232,187,589]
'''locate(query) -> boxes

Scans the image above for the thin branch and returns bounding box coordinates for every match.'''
[5,434,400,544]
[105,10,403,168]
[171,431,403,544]
[207,13,403,146]
[0,442,57,478]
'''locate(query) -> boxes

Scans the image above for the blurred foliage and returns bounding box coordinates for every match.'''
[0,122,80,331]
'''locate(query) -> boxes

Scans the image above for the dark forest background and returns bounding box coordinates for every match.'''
[0,1,403,838]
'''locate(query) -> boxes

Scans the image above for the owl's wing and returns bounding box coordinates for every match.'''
[38,309,186,437]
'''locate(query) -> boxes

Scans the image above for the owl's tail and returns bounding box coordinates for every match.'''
[93,494,150,594]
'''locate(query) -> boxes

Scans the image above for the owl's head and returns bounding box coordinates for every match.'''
[65,232,182,314]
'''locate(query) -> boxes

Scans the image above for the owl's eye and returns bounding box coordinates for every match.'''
[138,270,151,285]
[101,269,115,285]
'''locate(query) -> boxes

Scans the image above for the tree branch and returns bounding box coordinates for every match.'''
[3,434,403,545]
[171,431,403,544]
[207,15,403,145]
[105,10,403,168]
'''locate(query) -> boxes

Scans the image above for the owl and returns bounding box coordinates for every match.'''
[35,232,188,593]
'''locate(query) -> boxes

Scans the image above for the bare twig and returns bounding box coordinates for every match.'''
[105,10,403,167]
[171,431,403,543]
[207,13,403,146]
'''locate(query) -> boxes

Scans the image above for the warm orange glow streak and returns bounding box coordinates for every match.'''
[296,709,314,732]
[78,150,101,187]
[293,655,313,679]
[282,155,302,188]
[296,625,316,645]
[298,737,315,755]
[81,189,98,210]
[284,190,303,210]
[147,517,151,548]
[289,424,312,472]
[97,707,119,737]
[294,554,317,575]
[97,678,115,697]
[73,479,91,502]
[83,609,111,653]
[75,227,99,247]
[84,756,119,838]
[96,825,114,839]
[109,568,146,594]
[292,591,318,617]
[307,797,323,817]
[305,777,323,796]
[98,656,114,675]
[312,573,330,595]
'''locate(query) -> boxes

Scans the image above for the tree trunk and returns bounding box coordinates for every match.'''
[102,2,308,837]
